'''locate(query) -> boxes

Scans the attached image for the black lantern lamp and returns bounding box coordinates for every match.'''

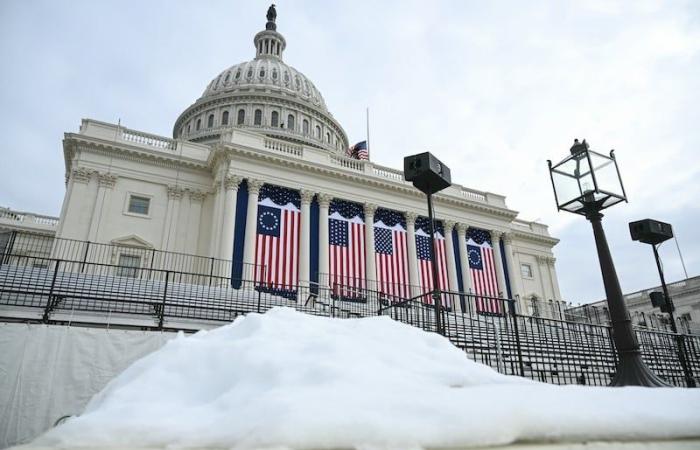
[548,139,668,387]
[548,139,627,215]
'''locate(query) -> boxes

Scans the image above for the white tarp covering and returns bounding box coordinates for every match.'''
[0,323,174,448]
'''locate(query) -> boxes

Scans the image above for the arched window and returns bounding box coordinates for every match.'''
[237,109,245,125]
[271,111,279,127]
[187,124,191,134]
[254,109,262,126]
[221,111,229,126]
[326,132,331,143]
[207,114,214,128]
[315,125,321,138]
[287,114,295,131]
[196,119,201,131]
[303,119,309,134]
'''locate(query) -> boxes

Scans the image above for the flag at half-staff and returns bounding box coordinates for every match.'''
[347,140,369,160]
[254,184,301,298]
[374,208,410,301]
[467,228,503,315]
[415,216,451,307]
[329,199,366,300]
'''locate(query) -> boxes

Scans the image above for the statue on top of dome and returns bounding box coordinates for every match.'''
[266,4,277,30]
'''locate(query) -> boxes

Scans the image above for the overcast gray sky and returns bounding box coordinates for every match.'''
[1,0,698,304]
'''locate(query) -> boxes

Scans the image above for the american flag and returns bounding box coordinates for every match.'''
[467,228,502,314]
[329,199,366,299]
[374,208,409,300]
[254,184,301,294]
[347,140,369,160]
[415,216,450,306]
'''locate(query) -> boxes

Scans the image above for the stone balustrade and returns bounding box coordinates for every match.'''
[0,207,59,229]
[120,128,177,151]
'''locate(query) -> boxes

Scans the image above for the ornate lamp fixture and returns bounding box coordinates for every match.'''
[548,139,668,387]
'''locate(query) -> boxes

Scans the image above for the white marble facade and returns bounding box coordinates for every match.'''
[52,8,563,316]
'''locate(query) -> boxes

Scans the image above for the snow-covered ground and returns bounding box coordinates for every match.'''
[31,308,700,449]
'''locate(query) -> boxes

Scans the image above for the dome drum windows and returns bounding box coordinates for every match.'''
[302,119,309,135]
[196,119,201,131]
[315,125,321,139]
[237,109,245,125]
[222,110,229,126]
[271,111,279,127]
[254,109,263,126]
[287,114,295,131]
[207,114,215,128]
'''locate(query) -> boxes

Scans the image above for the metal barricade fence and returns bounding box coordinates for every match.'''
[1,249,698,387]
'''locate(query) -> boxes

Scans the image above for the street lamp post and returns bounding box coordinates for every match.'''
[548,139,668,387]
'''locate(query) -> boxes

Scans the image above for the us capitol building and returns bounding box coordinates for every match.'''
[1,6,563,317]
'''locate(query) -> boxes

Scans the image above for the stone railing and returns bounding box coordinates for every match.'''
[330,154,365,171]
[460,188,487,202]
[0,207,59,228]
[120,128,176,151]
[372,165,404,182]
[263,138,303,157]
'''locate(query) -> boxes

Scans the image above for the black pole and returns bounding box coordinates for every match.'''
[585,208,668,386]
[426,193,444,335]
[652,245,695,387]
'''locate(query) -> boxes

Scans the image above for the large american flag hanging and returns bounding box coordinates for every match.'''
[254,184,301,294]
[467,228,502,314]
[374,208,409,300]
[329,199,366,299]
[415,216,450,306]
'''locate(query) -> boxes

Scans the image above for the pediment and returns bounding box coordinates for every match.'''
[110,234,154,249]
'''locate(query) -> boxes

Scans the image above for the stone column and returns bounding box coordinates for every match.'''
[457,224,474,295]
[405,211,420,297]
[443,220,461,311]
[317,194,332,286]
[298,189,314,289]
[547,256,562,300]
[88,172,118,242]
[242,179,264,280]
[501,232,520,300]
[164,186,185,252]
[490,230,508,298]
[208,180,223,257]
[535,255,554,318]
[186,190,206,256]
[364,203,378,290]
[218,175,242,261]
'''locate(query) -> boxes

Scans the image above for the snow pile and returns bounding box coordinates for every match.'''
[36,308,700,449]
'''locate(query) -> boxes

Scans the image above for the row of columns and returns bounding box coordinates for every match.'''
[213,176,521,301]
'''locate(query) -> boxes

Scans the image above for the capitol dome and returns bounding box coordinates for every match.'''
[173,6,348,153]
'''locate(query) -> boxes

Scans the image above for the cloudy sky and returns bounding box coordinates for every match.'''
[1,0,698,304]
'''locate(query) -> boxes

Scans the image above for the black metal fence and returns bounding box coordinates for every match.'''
[1,232,698,387]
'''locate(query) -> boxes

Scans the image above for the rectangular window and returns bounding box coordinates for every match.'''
[520,263,533,278]
[116,254,141,278]
[128,195,150,215]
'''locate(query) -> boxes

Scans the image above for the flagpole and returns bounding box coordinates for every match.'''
[366,107,370,160]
